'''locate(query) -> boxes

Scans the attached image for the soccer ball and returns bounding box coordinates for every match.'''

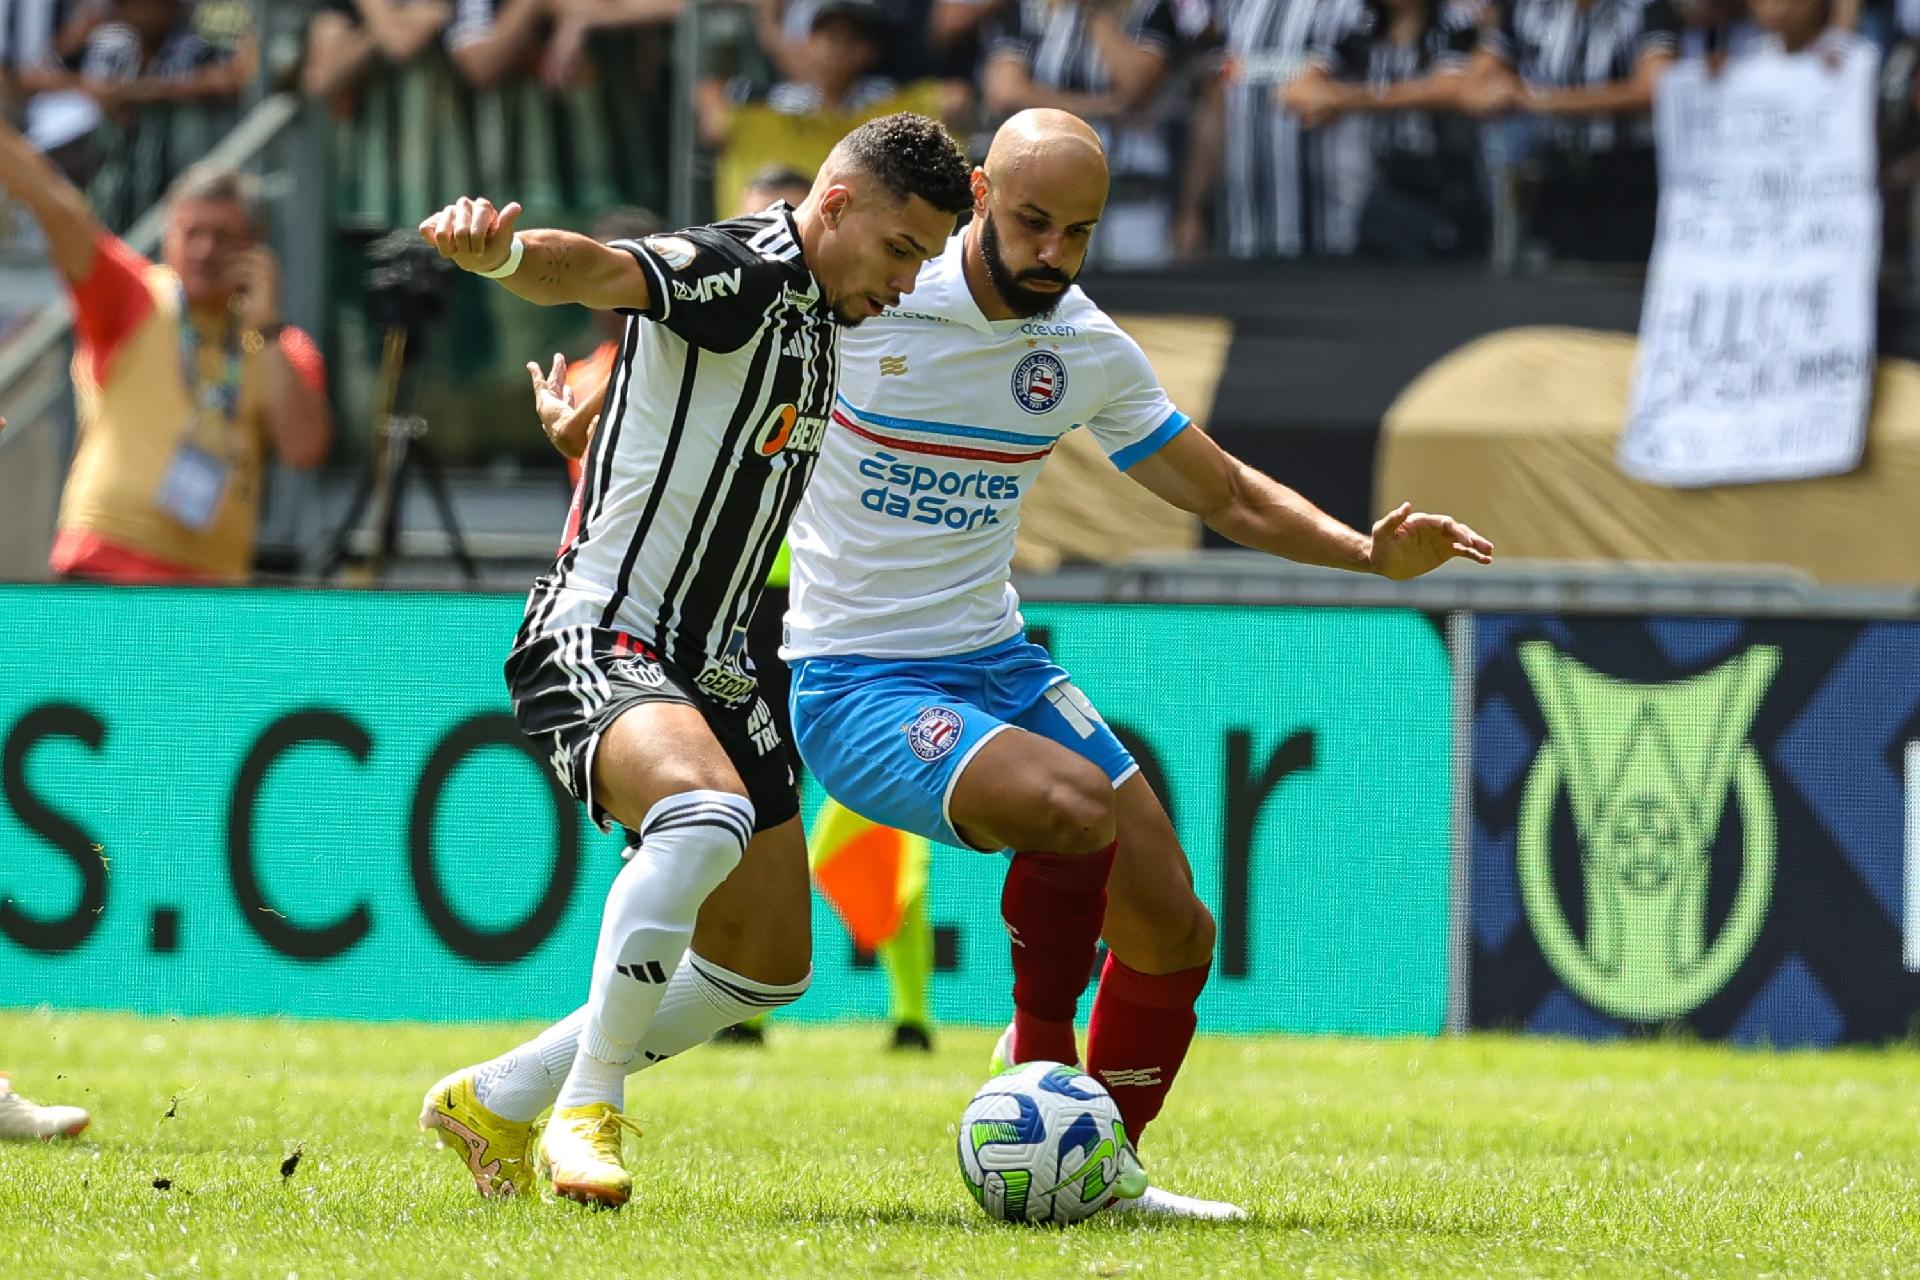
[956,1060,1128,1225]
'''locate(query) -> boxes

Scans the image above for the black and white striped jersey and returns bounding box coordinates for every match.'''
[1219,0,1369,258]
[518,204,839,706]
[1483,0,1680,150]
[0,0,85,72]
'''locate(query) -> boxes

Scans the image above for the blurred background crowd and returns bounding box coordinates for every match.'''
[0,0,1916,587]
[2,0,1912,269]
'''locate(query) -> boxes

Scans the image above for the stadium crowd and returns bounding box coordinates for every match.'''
[0,0,1910,270]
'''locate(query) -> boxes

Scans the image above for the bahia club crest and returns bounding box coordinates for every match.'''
[1514,642,1779,1023]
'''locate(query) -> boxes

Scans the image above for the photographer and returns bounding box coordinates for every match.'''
[0,116,332,584]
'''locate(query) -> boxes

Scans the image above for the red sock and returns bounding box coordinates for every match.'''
[1086,953,1209,1141]
[1000,843,1117,1066]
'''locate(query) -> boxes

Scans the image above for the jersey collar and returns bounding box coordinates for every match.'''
[906,230,998,334]
[772,201,829,316]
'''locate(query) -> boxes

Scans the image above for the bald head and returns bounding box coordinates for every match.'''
[965,111,1108,321]
[984,109,1109,194]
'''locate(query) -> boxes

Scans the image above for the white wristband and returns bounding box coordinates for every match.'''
[476,233,526,280]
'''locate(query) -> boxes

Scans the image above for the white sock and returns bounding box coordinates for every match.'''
[471,1009,585,1122]
[471,955,809,1121]
[553,790,752,1111]
[635,953,811,1064]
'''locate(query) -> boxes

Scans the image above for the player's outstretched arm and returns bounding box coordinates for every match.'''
[1127,425,1494,580]
[419,197,650,311]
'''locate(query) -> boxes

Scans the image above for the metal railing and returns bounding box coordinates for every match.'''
[1020,552,1920,619]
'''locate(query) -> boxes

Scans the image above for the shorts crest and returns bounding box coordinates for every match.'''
[906,706,965,761]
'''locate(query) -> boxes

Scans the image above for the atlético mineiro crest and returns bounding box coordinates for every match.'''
[1011,350,1067,414]
[906,706,965,761]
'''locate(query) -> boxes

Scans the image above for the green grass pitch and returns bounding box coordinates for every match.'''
[3,1010,1917,1278]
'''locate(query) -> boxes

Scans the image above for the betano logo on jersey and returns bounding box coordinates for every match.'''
[755,403,828,457]
[857,450,1023,531]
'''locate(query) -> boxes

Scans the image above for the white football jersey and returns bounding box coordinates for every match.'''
[783,232,1190,660]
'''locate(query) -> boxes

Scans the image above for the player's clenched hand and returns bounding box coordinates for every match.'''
[418,196,523,275]
[1367,502,1494,580]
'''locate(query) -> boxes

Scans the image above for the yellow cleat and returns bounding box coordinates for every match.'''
[537,1103,641,1209]
[418,1070,532,1200]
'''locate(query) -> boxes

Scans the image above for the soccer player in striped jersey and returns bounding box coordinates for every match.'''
[413,112,972,1209]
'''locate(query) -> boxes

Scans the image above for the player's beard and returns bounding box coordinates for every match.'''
[980,212,1073,320]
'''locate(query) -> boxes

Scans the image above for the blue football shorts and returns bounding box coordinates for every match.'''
[788,634,1137,851]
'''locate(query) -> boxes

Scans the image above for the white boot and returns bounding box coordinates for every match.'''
[1108,1142,1247,1221]
[0,1074,89,1140]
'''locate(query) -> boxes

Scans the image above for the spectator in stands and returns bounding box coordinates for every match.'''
[1463,0,1678,262]
[1169,0,1224,259]
[79,0,250,119]
[740,161,813,211]
[929,0,1012,67]
[1282,0,1486,258]
[0,1,108,182]
[442,0,547,88]
[301,0,455,99]
[185,0,251,61]
[699,0,951,213]
[1211,0,1371,259]
[543,0,683,89]
[759,0,956,81]
[1749,0,1837,51]
[982,0,1184,268]
[0,117,332,584]
[1,0,105,109]
[704,0,905,143]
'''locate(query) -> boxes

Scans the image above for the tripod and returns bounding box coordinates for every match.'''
[320,325,478,584]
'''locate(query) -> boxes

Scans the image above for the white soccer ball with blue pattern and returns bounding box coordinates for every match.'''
[957,1060,1128,1225]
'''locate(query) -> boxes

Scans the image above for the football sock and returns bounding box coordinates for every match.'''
[1085,953,1210,1140]
[554,790,752,1111]
[467,954,807,1120]
[1001,842,1117,1065]
[630,953,809,1062]
[470,1009,584,1123]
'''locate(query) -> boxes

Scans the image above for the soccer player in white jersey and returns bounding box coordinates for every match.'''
[410,114,973,1208]
[777,109,1493,1219]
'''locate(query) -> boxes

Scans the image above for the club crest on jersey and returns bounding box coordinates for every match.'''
[1011,350,1067,414]
[644,235,698,270]
[755,403,828,456]
[906,707,965,761]
[609,654,666,690]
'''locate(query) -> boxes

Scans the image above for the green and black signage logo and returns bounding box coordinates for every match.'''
[1474,616,1920,1045]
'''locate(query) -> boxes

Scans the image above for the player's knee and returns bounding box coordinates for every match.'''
[1033,764,1116,854]
[1125,893,1215,973]
[698,908,810,983]
[1178,896,1218,970]
[598,758,748,831]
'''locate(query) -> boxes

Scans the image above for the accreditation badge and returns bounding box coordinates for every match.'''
[154,439,230,532]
